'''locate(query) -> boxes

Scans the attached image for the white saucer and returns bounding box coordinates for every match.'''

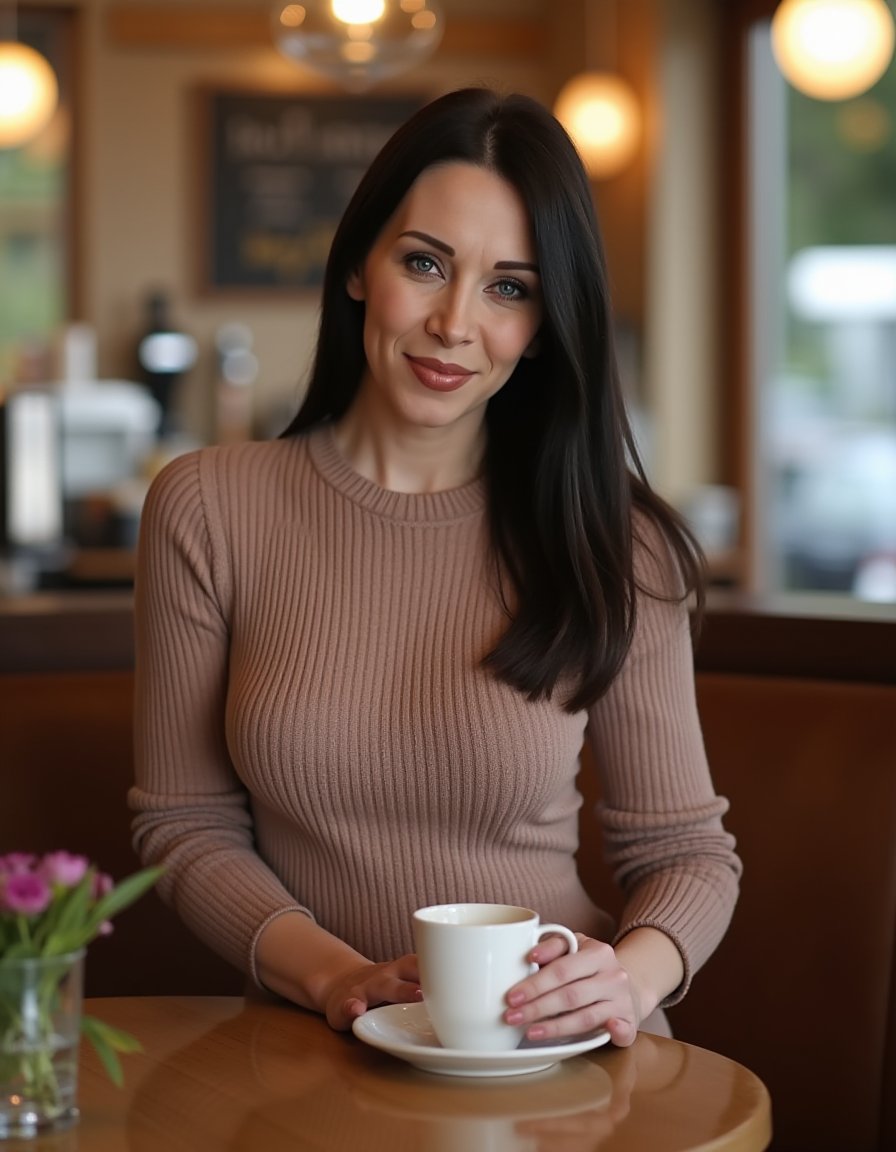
[352,1002,611,1078]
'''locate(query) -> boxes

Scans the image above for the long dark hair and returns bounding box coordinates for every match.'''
[281,87,704,711]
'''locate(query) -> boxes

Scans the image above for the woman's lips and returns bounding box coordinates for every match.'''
[405,355,474,392]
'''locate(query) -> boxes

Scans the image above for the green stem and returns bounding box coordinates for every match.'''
[15,916,32,948]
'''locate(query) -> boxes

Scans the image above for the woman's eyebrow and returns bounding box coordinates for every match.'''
[399,230,539,275]
[495,260,539,274]
[399,230,454,256]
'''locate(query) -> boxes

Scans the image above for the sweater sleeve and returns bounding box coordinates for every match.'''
[129,450,308,978]
[586,519,742,1006]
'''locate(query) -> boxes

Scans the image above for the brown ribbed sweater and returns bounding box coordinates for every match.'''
[130,426,741,1004]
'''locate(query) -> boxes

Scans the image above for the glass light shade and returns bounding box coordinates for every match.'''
[771,0,895,101]
[0,42,58,149]
[272,0,444,91]
[553,71,641,180]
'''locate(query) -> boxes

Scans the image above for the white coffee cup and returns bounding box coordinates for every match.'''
[413,902,579,1052]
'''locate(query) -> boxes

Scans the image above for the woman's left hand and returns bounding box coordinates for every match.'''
[503,934,643,1048]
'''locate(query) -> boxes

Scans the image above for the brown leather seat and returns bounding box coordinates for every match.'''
[5,666,896,1149]
[0,670,241,998]
[578,672,896,1152]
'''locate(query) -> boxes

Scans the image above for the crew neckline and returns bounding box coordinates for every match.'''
[307,424,487,524]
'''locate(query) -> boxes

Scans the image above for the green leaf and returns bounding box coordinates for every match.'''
[0,940,40,960]
[85,867,164,936]
[60,876,98,932]
[80,1014,143,1088]
[40,874,95,954]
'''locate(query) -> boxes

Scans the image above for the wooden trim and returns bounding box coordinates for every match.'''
[104,5,546,60]
[716,0,783,588]
[106,6,275,51]
[717,4,755,584]
[717,5,747,497]
[440,20,546,59]
[0,592,135,675]
[695,591,896,684]
[2,588,894,682]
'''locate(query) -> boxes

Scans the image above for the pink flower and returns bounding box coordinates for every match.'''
[1,872,51,916]
[0,853,37,875]
[38,851,89,888]
[91,872,114,899]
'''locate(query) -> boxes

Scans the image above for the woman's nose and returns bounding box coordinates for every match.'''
[425,284,475,346]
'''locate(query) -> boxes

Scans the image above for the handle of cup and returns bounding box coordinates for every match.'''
[537,923,578,955]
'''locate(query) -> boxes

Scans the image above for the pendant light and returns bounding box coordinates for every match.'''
[553,0,641,180]
[272,0,444,91]
[771,0,895,101]
[0,41,57,148]
[0,2,58,150]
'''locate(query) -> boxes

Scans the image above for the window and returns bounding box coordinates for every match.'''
[0,7,74,389]
[737,3,896,602]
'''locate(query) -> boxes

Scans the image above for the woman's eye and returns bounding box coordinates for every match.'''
[493,278,527,301]
[405,253,439,275]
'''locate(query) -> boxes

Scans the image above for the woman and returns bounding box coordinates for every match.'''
[131,87,741,1048]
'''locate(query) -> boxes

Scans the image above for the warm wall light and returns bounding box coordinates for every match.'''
[554,71,641,180]
[331,0,385,22]
[0,41,58,148]
[771,0,895,101]
[272,0,443,90]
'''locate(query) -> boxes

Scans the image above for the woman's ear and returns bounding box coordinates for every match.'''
[346,267,365,301]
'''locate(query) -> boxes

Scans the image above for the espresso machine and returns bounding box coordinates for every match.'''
[0,325,162,591]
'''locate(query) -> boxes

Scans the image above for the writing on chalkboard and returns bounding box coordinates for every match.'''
[205,92,423,292]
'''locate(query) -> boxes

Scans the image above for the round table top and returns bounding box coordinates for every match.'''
[47,996,771,1151]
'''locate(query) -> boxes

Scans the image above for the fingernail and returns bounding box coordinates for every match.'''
[415,987,424,999]
[527,1026,546,1040]
[505,1010,523,1024]
[506,990,524,1007]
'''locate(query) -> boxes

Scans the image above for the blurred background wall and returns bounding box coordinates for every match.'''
[5,0,720,491]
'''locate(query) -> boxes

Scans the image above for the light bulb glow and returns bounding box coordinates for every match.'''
[331,0,385,25]
[0,42,58,149]
[273,0,444,90]
[571,101,625,147]
[771,0,895,101]
[553,72,641,179]
[279,5,307,28]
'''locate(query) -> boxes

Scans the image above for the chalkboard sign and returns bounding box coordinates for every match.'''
[201,91,424,293]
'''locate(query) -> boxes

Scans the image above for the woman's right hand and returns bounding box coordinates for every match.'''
[322,954,421,1030]
[255,911,420,1030]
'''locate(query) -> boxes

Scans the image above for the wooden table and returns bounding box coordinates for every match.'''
[30,997,772,1151]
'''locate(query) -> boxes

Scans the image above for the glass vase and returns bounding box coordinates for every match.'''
[0,949,84,1138]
